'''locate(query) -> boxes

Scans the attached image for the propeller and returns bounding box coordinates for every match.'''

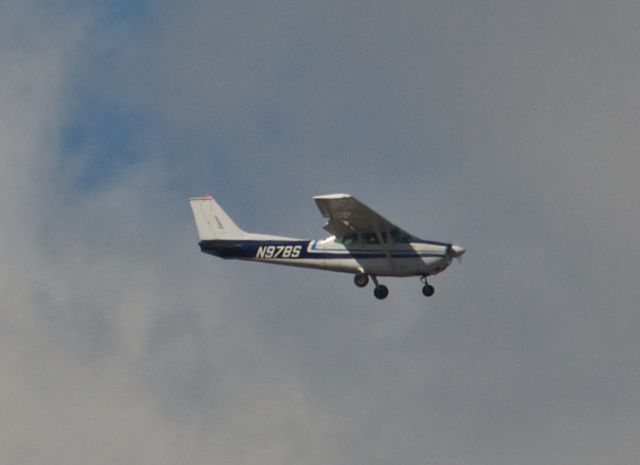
[446,243,466,263]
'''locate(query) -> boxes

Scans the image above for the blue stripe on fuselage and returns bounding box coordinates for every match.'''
[199,240,309,259]
[199,240,445,260]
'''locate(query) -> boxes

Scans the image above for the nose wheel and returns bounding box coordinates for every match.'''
[420,276,435,297]
[422,284,435,297]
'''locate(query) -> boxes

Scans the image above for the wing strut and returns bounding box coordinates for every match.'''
[373,223,393,266]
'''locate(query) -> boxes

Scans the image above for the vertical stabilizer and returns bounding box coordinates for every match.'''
[189,196,246,240]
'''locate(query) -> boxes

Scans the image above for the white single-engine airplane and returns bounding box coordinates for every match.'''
[189,194,465,299]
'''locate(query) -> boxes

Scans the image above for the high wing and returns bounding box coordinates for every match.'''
[313,193,408,236]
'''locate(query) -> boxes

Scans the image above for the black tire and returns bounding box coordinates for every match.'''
[422,284,435,297]
[374,285,389,300]
[354,273,369,288]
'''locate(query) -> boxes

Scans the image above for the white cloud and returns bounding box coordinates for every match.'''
[2,1,640,464]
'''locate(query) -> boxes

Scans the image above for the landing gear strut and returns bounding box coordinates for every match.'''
[371,275,389,300]
[420,276,435,297]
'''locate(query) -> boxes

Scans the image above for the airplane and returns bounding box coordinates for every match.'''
[189,193,465,300]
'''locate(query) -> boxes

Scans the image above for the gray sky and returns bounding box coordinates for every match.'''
[2,1,639,464]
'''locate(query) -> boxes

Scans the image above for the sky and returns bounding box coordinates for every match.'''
[2,1,640,464]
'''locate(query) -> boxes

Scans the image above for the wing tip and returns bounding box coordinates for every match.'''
[313,193,352,200]
[189,195,214,201]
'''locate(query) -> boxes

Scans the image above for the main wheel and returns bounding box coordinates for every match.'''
[422,284,435,297]
[354,273,369,288]
[374,285,389,300]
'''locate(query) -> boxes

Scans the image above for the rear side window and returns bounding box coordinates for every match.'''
[336,233,359,245]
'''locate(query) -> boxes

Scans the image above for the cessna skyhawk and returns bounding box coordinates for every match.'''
[189,194,465,299]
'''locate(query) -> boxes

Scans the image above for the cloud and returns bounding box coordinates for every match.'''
[2,1,640,465]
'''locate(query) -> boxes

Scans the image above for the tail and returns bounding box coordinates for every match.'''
[189,196,246,240]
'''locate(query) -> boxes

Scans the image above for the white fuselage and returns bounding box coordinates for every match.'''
[238,235,453,277]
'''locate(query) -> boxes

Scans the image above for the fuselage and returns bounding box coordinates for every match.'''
[199,235,454,277]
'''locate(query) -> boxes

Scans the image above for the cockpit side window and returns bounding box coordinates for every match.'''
[338,230,410,245]
[362,232,379,244]
[390,228,412,243]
